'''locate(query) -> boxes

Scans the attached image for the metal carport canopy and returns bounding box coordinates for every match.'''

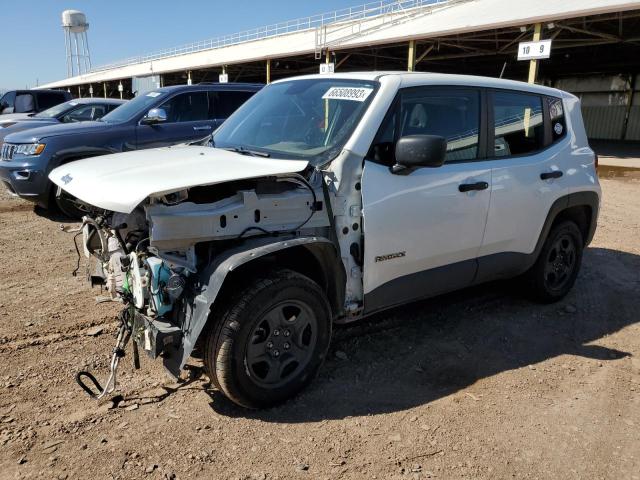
[39,0,640,89]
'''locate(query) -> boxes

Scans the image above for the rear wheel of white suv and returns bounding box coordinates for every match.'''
[204,269,332,409]
[525,220,584,303]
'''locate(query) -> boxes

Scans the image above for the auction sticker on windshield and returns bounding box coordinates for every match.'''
[322,87,373,102]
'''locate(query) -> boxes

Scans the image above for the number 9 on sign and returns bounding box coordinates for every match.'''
[517,40,552,61]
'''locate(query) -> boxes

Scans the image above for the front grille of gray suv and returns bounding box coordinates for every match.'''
[1,144,16,161]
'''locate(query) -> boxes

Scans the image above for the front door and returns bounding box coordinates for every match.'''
[362,86,491,313]
[136,91,215,149]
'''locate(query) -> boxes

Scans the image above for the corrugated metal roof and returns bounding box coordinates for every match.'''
[39,0,640,89]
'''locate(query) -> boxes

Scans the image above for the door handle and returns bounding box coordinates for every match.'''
[193,125,212,131]
[540,171,563,180]
[458,181,489,193]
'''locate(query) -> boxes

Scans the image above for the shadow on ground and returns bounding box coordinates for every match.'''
[204,247,639,421]
[33,205,77,223]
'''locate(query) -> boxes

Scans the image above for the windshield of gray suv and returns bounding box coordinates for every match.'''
[100,91,168,123]
[213,79,378,165]
[34,101,78,119]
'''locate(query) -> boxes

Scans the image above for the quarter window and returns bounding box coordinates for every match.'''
[492,91,544,157]
[547,96,566,142]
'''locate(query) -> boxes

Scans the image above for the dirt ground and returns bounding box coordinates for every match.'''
[1,170,639,480]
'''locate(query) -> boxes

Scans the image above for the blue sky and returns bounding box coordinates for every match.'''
[0,0,365,90]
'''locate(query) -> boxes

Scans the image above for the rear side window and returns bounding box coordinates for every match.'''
[492,91,544,157]
[14,93,35,113]
[547,97,566,142]
[37,92,66,110]
[210,90,255,119]
[63,105,107,122]
[159,92,209,123]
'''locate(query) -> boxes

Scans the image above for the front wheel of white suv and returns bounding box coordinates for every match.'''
[524,220,584,303]
[203,269,332,409]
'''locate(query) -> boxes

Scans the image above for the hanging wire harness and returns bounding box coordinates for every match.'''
[75,307,140,399]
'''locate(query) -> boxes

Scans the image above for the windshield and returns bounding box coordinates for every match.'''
[100,91,167,123]
[34,101,78,119]
[213,78,378,165]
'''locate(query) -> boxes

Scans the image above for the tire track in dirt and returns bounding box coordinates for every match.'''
[0,320,118,353]
[0,201,33,214]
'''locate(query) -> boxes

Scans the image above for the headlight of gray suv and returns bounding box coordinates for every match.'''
[14,143,46,156]
[1,143,46,161]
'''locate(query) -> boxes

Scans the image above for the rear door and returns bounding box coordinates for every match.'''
[476,90,569,281]
[362,86,492,312]
[135,90,215,149]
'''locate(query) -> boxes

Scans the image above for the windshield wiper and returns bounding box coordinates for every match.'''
[226,146,271,158]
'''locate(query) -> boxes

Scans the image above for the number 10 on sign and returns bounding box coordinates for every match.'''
[517,40,552,61]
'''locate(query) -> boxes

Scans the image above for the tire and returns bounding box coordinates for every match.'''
[55,186,91,220]
[203,269,332,409]
[524,220,584,303]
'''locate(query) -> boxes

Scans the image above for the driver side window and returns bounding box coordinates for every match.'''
[63,105,106,123]
[370,87,482,166]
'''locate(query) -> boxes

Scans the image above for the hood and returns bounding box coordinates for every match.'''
[0,113,32,122]
[4,120,106,143]
[0,118,58,130]
[49,146,309,213]
[0,119,60,142]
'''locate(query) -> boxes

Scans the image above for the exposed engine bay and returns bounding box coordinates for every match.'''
[69,172,345,397]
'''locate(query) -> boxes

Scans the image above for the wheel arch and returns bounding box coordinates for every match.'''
[216,242,346,319]
[167,236,345,374]
[528,191,599,270]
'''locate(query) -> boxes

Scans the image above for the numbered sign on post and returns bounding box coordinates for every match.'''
[517,40,552,61]
[319,63,335,75]
[219,73,229,83]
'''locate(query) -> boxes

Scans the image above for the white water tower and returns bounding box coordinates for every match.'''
[62,10,91,77]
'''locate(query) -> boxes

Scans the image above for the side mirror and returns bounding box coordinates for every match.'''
[141,107,167,125]
[392,135,447,174]
[0,101,8,113]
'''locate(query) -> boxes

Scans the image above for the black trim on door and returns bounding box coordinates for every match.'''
[364,258,477,315]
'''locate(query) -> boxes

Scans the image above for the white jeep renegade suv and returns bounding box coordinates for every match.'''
[51,72,600,408]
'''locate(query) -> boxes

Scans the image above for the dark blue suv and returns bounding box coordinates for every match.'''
[0,83,262,215]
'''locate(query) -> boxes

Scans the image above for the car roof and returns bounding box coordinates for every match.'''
[153,83,264,94]
[275,71,567,98]
[4,89,69,94]
[66,98,126,105]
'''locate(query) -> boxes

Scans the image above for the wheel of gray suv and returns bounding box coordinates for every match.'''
[204,269,332,409]
[524,220,584,303]
[55,186,91,219]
